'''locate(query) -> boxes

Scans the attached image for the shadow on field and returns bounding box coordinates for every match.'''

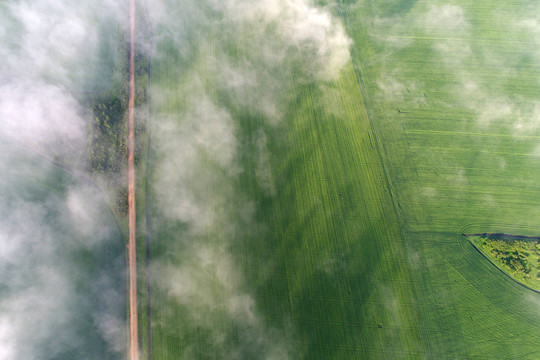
[232,82,387,358]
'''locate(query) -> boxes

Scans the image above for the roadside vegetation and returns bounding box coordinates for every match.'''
[84,27,148,220]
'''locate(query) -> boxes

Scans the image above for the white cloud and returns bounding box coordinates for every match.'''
[146,2,357,355]
[153,88,238,233]
[423,5,469,33]
[0,0,127,357]
[0,83,85,152]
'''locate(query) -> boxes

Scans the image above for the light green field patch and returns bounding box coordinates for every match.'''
[470,234,540,292]
[341,0,540,357]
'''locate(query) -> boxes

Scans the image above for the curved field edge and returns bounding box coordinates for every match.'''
[466,234,540,294]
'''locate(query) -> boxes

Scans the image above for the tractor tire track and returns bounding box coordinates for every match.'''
[143,2,154,358]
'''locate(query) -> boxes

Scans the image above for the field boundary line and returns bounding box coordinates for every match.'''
[383,34,531,44]
[340,4,441,353]
[406,129,540,139]
[409,145,537,157]
[464,234,540,295]
[142,0,154,357]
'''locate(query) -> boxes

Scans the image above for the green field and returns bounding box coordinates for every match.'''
[137,0,540,359]
[342,0,540,358]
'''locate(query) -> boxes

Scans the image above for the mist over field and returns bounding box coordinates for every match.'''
[0,0,353,358]
[3,0,539,358]
[147,0,351,357]
[0,0,126,358]
[142,1,540,358]
[367,2,540,133]
[358,1,540,217]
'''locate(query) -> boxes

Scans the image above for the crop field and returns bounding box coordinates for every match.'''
[140,1,424,358]
[340,0,540,358]
[2,0,540,359]
[141,0,540,359]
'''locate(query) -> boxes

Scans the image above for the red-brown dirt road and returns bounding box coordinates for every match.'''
[128,0,138,358]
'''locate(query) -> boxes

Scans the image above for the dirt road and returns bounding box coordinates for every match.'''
[128,0,138,358]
